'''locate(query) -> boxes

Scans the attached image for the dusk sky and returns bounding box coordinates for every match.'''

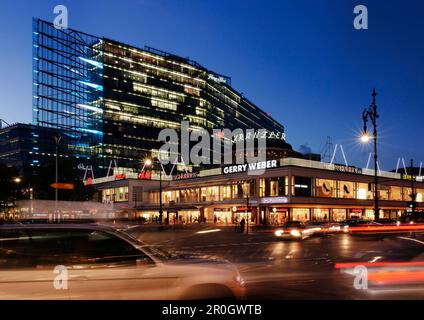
[0,0,423,170]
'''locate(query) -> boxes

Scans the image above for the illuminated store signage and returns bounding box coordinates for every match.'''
[138,171,152,180]
[232,130,286,142]
[115,173,126,180]
[260,197,289,204]
[173,172,199,180]
[222,160,278,175]
[208,73,227,84]
[333,164,362,174]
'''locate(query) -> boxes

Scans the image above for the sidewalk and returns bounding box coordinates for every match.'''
[117,222,279,234]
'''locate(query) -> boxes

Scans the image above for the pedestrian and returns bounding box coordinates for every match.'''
[240,218,246,233]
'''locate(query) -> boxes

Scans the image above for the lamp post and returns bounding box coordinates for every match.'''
[410,159,417,212]
[54,134,61,222]
[144,158,163,224]
[361,89,380,221]
[246,189,249,235]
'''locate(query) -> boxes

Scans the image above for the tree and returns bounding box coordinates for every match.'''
[0,164,22,212]
[22,159,94,201]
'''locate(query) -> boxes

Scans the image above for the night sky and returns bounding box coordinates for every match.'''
[0,0,423,170]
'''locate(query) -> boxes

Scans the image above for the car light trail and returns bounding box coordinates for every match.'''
[196,229,222,234]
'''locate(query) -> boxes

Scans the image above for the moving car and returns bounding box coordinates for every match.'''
[0,224,245,300]
[274,221,320,240]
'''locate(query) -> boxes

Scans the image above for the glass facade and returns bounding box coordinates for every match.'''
[32,19,288,173]
[101,186,129,203]
[32,19,104,161]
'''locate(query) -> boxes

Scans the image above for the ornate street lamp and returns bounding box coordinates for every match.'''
[360,89,380,221]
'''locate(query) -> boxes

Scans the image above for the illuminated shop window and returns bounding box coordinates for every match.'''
[357,183,373,200]
[403,188,413,201]
[416,189,424,202]
[364,209,376,220]
[377,186,389,200]
[339,181,355,199]
[316,179,337,198]
[220,185,232,201]
[200,186,219,202]
[259,179,266,197]
[332,209,347,222]
[312,208,330,221]
[390,186,402,201]
[113,187,128,202]
[291,208,310,222]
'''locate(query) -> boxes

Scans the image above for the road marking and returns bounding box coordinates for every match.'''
[397,236,424,245]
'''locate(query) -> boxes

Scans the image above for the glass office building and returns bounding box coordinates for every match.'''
[32,18,294,173]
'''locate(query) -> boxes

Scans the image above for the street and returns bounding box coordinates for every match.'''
[129,225,424,300]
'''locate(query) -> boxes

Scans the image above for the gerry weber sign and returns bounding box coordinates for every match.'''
[222,160,278,175]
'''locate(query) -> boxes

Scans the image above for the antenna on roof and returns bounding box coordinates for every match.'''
[329,143,348,166]
[366,152,372,169]
[401,158,408,175]
[321,136,334,163]
[0,119,10,129]
[83,165,95,181]
[106,159,118,177]
[395,157,401,173]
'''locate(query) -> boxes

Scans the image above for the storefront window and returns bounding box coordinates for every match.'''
[312,208,330,221]
[339,181,355,199]
[390,186,402,201]
[403,188,413,201]
[292,208,310,222]
[163,191,173,204]
[348,209,362,219]
[180,188,199,203]
[416,189,424,202]
[149,192,159,204]
[259,179,266,197]
[293,177,312,197]
[114,187,128,202]
[316,179,337,198]
[378,186,389,200]
[268,177,285,196]
[201,186,219,202]
[357,183,372,200]
[102,188,113,203]
[269,208,287,225]
[220,185,232,201]
[213,209,232,224]
[232,182,249,199]
[332,209,347,222]
[169,210,199,224]
[364,209,376,220]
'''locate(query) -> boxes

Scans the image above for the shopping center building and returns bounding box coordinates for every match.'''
[88,157,424,224]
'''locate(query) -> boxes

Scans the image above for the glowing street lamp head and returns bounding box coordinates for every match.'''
[14,177,21,183]
[360,132,371,143]
[144,158,152,166]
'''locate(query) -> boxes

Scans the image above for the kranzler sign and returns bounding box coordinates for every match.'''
[173,172,199,180]
[333,164,362,174]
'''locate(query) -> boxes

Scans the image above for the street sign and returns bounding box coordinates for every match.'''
[50,183,74,190]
